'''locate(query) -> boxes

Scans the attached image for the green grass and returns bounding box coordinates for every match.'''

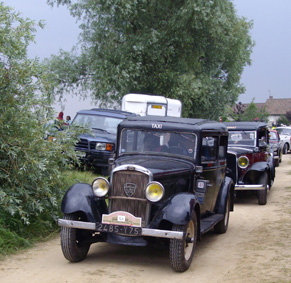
[0,168,100,259]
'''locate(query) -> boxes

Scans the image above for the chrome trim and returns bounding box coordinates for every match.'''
[58,219,184,240]
[58,219,96,230]
[235,184,264,190]
[112,164,152,177]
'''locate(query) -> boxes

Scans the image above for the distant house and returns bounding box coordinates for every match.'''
[244,96,291,125]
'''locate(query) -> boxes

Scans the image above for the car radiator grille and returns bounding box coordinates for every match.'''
[75,139,89,149]
[75,139,97,150]
[109,170,149,227]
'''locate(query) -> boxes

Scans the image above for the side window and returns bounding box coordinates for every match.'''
[219,136,227,159]
[258,129,267,147]
[201,136,218,162]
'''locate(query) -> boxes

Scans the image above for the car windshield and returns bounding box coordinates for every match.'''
[269,131,278,141]
[276,128,291,135]
[120,129,197,159]
[228,131,256,147]
[73,114,123,134]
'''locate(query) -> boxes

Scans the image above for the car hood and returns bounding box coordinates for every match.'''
[78,131,116,143]
[227,146,254,155]
[114,155,194,176]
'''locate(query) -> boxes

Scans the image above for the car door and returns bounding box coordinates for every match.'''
[200,135,219,215]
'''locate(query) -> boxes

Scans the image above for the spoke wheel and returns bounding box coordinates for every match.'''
[61,213,91,262]
[169,212,197,272]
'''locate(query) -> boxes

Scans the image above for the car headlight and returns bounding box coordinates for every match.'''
[145,182,164,202]
[238,156,249,169]
[96,142,113,151]
[92,177,110,197]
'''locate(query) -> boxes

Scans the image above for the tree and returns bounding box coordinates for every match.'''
[0,3,81,224]
[242,101,269,122]
[277,114,289,126]
[225,100,269,122]
[46,0,254,119]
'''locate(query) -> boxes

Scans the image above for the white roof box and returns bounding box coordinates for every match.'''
[122,93,182,117]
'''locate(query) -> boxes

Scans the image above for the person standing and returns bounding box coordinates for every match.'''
[65,115,71,125]
[54,111,66,130]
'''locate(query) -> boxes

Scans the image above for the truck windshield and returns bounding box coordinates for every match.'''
[73,114,123,134]
[120,129,196,158]
[228,131,256,147]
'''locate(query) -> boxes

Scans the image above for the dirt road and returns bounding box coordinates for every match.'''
[1,155,290,283]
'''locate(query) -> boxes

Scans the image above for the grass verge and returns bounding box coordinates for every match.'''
[0,168,99,259]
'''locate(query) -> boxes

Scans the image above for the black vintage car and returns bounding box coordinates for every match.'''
[58,116,234,272]
[225,122,275,205]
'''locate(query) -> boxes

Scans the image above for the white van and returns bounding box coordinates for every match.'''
[121,93,182,117]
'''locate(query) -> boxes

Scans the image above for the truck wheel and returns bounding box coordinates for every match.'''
[169,212,197,272]
[61,213,90,262]
[257,173,268,205]
[283,143,288,154]
[214,191,230,234]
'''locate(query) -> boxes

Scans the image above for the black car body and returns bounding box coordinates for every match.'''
[269,129,282,167]
[225,122,275,205]
[58,116,234,272]
[72,108,137,175]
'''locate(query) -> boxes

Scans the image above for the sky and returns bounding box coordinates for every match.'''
[6,0,291,118]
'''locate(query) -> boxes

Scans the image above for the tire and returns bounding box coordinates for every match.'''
[61,213,91,262]
[257,172,268,205]
[282,143,288,155]
[214,192,230,234]
[169,212,197,272]
[274,158,279,167]
[279,150,282,163]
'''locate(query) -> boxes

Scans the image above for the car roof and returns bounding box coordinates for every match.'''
[119,116,228,133]
[276,126,291,129]
[75,108,138,119]
[224,121,268,131]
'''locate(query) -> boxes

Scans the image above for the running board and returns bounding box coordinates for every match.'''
[200,214,224,235]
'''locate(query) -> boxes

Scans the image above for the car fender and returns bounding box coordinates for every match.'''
[215,176,234,213]
[61,183,108,222]
[152,193,200,227]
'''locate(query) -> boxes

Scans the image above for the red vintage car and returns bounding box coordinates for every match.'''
[225,122,275,205]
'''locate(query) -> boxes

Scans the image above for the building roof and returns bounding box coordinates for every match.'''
[244,96,291,115]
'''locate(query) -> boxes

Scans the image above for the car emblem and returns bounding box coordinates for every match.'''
[124,183,136,197]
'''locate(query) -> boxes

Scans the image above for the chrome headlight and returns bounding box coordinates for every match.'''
[238,156,249,169]
[92,177,110,197]
[96,142,113,151]
[145,182,164,202]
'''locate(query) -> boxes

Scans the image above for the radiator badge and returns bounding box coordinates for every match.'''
[124,183,136,197]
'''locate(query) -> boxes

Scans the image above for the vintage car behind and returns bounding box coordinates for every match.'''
[275,126,291,155]
[269,129,282,167]
[58,116,234,272]
[225,122,275,205]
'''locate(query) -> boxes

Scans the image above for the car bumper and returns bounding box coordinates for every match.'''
[58,219,184,240]
[235,184,264,191]
[76,149,114,167]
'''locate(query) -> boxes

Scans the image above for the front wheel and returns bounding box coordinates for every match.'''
[257,172,268,205]
[60,213,91,262]
[169,212,197,272]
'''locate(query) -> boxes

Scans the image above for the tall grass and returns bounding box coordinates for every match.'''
[0,169,100,259]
